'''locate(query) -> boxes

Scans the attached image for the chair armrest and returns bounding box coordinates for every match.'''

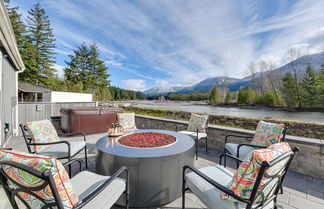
[29,141,71,158]
[183,165,250,204]
[237,143,267,158]
[219,153,243,166]
[63,158,84,173]
[59,132,86,142]
[0,148,12,150]
[75,167,129,208]
[176,124,186,132]
[238,143,267,150]
[224,134,253,144]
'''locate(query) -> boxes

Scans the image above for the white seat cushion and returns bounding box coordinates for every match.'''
[178,130,207,139]
[186,165,247,209]
[71,171,126,209]
[225,143,257,160]
[39,141,86,158]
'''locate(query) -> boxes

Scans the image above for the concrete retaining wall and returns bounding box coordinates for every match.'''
[135,115,324,179]
[125,106,324,139]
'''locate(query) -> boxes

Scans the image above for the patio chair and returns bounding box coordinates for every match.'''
[0,149,129,209]
[176,113,209,160]
[223,121,286,167]
[20,119,88,170]
[183,142,299,209]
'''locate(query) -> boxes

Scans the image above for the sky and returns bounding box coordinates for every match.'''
[10,0,324,91]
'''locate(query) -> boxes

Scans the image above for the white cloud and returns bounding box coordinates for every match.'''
[121,79,147,91]
[155,79,170,87]
[52,64,65,78]
[105,60,123,66]
[18,0,324,87]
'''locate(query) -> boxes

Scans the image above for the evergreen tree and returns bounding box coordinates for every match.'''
[109,87,116,100]
[237,89,249,104]
[64,43,110,99]
[4,0,40,84]
[225,91,231,104]
[86,43,110,93]
[318,66,324,105]
[27,2,56,87]
[301,65,319,107]
[64,43,89,91]
[131,91,137,100]
[282,73,298,107]
[237,89,243,104]
[209,86,221,105]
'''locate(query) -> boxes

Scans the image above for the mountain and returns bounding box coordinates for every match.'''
[177,77,250,93]
[143,51,324,96]
[276,51,324,76]
[143,86,185,96]
[143,77,250,96]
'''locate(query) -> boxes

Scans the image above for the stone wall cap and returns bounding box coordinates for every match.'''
[285,135,322,146]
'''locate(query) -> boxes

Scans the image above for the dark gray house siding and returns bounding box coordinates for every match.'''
[0,0,25,146]
[1,56,17,143]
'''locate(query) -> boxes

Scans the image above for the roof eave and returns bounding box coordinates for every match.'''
[0,0,25,72]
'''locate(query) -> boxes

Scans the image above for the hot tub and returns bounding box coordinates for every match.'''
[60,107,123,135]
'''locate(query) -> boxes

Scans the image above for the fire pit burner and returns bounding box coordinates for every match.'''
[118,132,176,148]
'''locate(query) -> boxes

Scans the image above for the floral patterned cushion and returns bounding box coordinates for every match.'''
[24,119,60,153]
[250,121,285,147]
[0,149,78,209]
[117,113,136,130]
[187,113,208,133]
[221,142,291,202]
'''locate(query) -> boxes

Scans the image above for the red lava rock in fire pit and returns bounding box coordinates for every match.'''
[118,132,176,148]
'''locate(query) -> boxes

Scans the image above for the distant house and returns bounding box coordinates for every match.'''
[43,91,93,102]
[0,1,25,145]
[18,83,51,102]
[18,83,93,102]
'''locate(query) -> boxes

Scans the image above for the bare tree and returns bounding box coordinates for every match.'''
[220,72,229,103]
[247,62,257,90]
[286,48,303,107]
[258,60,268,93]
[265,60,281,103]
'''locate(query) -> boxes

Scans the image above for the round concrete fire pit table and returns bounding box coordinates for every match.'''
[96,129,195,208]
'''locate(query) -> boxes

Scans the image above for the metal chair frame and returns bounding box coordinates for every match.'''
[20,123,88,172]
[0,159,129,209]
[183,146,299,209]
[176,114,209,160]
[223,128,287,167]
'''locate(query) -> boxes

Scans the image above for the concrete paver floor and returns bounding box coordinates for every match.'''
[2,133,324,209]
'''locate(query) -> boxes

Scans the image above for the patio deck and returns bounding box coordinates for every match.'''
[2,133,324,209]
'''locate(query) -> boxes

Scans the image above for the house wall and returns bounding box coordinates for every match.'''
[0,51,2,145]
[0,52,18,146]
[0,0,25,146]
[43,91,93,102]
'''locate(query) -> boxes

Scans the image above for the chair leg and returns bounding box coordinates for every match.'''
[195,139,199,160]
[280,185,283,194]
[205,137,208,153]
[68,164,72,178]
[84,145,88,169]
[125,189,129,209]
[223,150,227,167]
[182,177,186,209]
[124,168,129,209]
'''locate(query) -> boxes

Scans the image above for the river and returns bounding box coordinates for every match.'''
[116,101,324,124]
